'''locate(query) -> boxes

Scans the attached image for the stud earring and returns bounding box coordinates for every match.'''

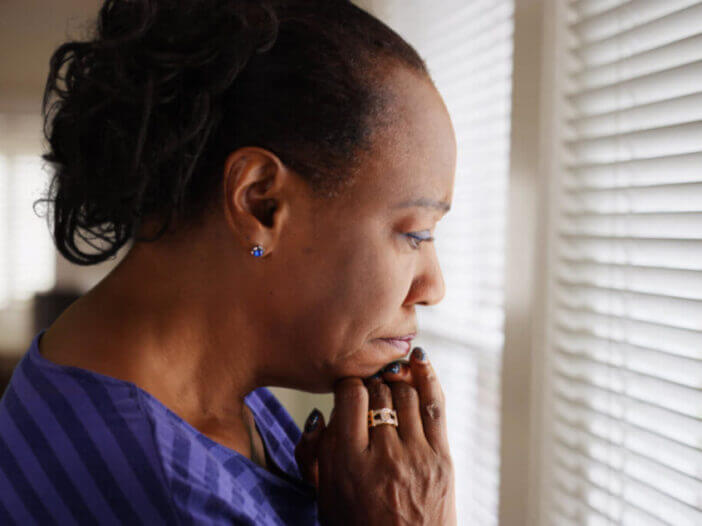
[250,244,265,257]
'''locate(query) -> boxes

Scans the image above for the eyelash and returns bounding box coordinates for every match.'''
[405,231,435,250]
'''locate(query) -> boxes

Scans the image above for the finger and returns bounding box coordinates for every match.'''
[331,377,368,453]
[408,347,450,454]
[365,375,399,449]
[295,408,325,491]
[388,381,424,444]
[381,359,416,388]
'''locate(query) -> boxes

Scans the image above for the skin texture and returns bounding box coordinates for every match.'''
[296,349,457,526]
[38,63,457,517]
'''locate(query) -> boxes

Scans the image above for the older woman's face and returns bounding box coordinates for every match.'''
[256,67,456,392]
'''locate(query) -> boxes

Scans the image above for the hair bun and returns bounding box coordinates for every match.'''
[94,0,279,97]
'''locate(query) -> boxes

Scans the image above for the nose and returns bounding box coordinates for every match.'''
[405,248,446,307]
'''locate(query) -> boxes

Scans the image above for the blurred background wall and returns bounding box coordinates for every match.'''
[0,0,121,388]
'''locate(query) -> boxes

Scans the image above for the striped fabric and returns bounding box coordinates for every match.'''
[0,329,319,525]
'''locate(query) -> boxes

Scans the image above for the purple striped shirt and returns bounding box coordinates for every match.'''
[0,328,320,525]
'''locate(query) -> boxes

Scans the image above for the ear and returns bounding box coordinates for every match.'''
[222,147,290,257]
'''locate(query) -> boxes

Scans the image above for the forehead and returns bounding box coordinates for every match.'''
[347,66,457,211]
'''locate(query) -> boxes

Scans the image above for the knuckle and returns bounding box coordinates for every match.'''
[363,375,382,389]
[368,380,392,401]
[420,371,440,389]
[336,378,366,402]
[416,364,436,380]
[336,376,363,391]
[423,399,443,421]
[391,382,418,405]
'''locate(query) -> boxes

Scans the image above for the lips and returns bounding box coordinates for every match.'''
[377,338,412,355]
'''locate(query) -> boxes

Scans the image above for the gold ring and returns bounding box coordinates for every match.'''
[367,408,398,428]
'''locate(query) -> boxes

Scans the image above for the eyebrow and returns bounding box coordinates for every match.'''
[392,197,451,213]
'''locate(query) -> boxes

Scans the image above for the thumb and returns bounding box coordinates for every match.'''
[295,408,325,491]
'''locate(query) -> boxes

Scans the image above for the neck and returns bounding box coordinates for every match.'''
[43,237,271,455]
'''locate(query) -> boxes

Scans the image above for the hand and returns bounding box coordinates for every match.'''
[295,347,457,526]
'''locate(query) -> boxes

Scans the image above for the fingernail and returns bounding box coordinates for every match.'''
[411,347,426,362]
[304,408,321,433]
[384,361,401,374]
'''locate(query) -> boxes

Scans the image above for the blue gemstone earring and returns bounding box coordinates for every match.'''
[250,244,265,257]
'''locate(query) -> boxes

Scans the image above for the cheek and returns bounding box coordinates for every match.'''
[274,223,409,378]
[315,244,409,374]
[333,234,401,320]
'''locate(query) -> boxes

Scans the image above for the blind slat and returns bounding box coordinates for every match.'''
[566,120,702,163]
[554,440,702,519]
[556,310,702,360]
[559,237,702,270]
[563,183,702,214]
[573,32,702,93]
[554,351,702,420]
[570,0,700,44]
[557,283,702,326]
[573,2,702,66]
[555,330,702,386]
[554,327,702,376]
[561,212,702,241]
[554,374,702,450]
[570,91,702,139]
[568,151,702,183]
[567,59,702,115]
[556,296,701,333]
[553,410,702,482]
[554,445,702,525]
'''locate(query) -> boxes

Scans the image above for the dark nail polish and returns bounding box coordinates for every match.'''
[384,361,401,374]
[304,408,321,433]
[412,347,426,362]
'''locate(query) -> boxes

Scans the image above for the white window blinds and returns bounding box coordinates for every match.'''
[548,0,702,524]
[361,1,514,524]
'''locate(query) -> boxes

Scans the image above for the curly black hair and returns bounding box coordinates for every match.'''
[36,0,429,265]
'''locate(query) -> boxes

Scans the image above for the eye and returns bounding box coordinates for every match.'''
[405,231,435,250]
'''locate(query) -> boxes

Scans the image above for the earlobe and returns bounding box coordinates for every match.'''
[250,244,266,257]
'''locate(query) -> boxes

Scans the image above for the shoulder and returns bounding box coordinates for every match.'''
[0,332,181,525]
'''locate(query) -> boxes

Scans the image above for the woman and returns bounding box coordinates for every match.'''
[0,0,457,523]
